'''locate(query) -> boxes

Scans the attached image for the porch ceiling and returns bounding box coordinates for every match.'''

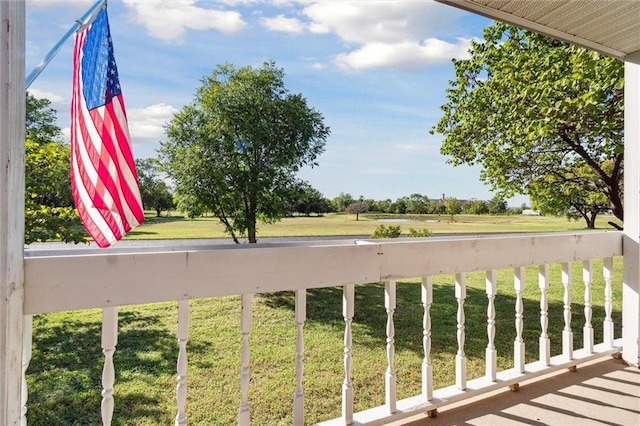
[436,0,640,59]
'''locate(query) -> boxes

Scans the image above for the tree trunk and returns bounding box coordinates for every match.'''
[248,192,257,243]
[581,210,597,229]
[231,232,240,244]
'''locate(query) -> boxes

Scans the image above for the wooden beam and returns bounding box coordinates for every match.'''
[0,1,25,424]
[623,51,640,367]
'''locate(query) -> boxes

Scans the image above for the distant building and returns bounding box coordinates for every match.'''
[522,209,541,216]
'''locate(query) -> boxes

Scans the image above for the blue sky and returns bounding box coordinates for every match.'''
[25,0,529,206]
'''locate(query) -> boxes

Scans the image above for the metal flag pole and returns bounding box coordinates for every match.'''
[25,0,106,90]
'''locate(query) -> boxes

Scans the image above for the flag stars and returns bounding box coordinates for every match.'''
[80,7,122,109]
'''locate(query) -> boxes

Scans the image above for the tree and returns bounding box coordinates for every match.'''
[427,200,446,215]
[432,22,623,228]
[289,181,332,216]
[406,193,429,214]
[467,199,489,215]
[332,192,354,212]
[391,197,407,214]
[487,196,508,215]
[26,92,62,144]
[24,93,86,244]
[161,62,329,243]
[345,201,369,221]
[443,197,462,220]
[528,163,610,228]
[135,158,175,217]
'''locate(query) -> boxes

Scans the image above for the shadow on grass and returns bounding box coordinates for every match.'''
[141,214,186,225]
[262,281,620,365]
[27,309,208,425]
[124,231,161,236]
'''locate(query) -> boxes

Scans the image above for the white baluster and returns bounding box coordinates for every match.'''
[486,270,497,382]
[539,265,550,366]
[175,300,189,426]
[455,273,466,390]
[101,307,118,426]
[238,294,252,426]
[562,263,574,361]
[293,289,306,426]
[385,280,397,413]
[514,267,525,373]
[583,260,594,353]
[21,315,32,426]
[422,277,433,401]
[603,258,615,348]
[342,284,354,425]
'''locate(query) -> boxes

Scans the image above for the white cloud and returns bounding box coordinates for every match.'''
[258,1,472,71]
[302,1,462,44]
[122,0,246,42]
[27,88,65,103]
[261,14,305,33]
[126,103,178,141]
[336,37,473,71]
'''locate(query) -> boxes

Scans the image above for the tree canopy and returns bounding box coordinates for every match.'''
[25,93,85,244]
[136,158,175,217]
[160,62,329,243]
[432,22,623,228]
[288,182,332,216]
[345,201,369,221]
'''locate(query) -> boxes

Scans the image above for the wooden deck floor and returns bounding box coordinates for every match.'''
[392,357,639,426]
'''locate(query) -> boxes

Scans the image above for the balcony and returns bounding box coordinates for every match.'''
[21,231,634,425]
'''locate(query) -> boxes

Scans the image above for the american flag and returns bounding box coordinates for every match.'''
[70,6,144,248]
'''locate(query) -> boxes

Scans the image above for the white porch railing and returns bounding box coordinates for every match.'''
[22,231,623,425]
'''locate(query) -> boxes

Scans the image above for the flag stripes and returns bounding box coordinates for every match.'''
[70,7,144,248]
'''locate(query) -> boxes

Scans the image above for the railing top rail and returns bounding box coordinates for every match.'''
[24,231,617,258]
[24,231,623,315]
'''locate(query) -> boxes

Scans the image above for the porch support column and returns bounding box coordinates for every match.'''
[0,1,26,424]
[623,50,640,367]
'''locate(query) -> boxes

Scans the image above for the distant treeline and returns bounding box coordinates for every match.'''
[287,189,525,217]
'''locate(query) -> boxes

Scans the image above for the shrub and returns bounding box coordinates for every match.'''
[407,227,432,238]
[370,224,402,239]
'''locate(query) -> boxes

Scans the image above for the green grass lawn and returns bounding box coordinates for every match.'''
[26,257,623,425]
[124,212,622,240]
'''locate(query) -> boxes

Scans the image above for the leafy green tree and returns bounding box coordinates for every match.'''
[444,197,462,220]
[26,92,62,144]
[427,200,446,215]
[406,193,429,214]
[332,192,354,212]
[135,158,175,217]
[487,196,508,215]
[24,94,86,244]
[289,181,331,216]
[467,199,489,215]
[345,201,369,221]
[391,197,407,214]
[528,163,611,228]
[376,198,393,213]
[432,22,623,227]
[161,62,329,243]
